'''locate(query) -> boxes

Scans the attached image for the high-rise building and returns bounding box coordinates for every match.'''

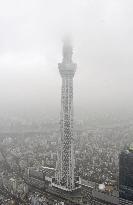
[119,144,133,203]
[56,39,77,190]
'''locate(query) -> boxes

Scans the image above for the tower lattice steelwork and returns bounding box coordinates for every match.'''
[56,39,77,190]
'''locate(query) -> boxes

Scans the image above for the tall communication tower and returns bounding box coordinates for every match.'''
[56,39,77,189]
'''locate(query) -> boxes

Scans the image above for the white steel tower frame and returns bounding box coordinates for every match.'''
[56,40,77,189]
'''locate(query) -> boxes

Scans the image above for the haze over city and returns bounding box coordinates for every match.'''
[0,0,133,120]
[1,1,133,204]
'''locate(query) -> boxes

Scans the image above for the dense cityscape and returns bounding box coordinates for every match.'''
[0,115,133,204]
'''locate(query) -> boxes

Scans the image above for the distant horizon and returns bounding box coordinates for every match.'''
[1,0,133,119]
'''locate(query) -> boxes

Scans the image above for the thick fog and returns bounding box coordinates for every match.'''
[0,0,133,119]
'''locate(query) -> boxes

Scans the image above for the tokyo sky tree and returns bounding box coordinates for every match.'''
[56,39,77,189]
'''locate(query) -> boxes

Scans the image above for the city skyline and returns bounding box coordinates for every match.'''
[1,1,133,204]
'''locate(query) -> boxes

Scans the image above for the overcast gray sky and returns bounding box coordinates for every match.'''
[0,0,133,119]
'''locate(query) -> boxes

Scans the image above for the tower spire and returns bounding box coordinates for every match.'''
[62,38,73,64]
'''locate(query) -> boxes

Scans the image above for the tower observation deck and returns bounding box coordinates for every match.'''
[56,39,77,190]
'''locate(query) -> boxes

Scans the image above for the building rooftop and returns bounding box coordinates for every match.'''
[92,190,119,204]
